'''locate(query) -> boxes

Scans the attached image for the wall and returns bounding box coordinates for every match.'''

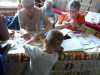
[0,7,17,16]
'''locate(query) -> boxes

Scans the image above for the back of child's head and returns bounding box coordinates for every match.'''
[46,29,63,48]
[68,0,81,11]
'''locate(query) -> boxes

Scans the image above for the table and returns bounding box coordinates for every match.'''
[61,29,100,52]
[4,30,29,75]
[51,29,100,75]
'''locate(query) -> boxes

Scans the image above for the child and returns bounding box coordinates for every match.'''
[55,0,85,31]
[23,29,64,75]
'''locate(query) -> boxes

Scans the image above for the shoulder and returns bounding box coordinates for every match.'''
[24,44,40,51]
[18,8,26,16]
[76,13,85,24]
[33,6,43,20]
[78,13,85,22]
[34,6,42,15]
[78,12,85,18]
[41,52,58,64]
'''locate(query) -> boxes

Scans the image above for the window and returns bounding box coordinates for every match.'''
[0,0,18,8]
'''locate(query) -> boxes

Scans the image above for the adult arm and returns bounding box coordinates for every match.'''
[44,16,52,32]
[0,15,9,41]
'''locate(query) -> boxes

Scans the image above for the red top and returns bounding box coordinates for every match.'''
[57,12,85,31]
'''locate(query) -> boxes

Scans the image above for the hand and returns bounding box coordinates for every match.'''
[0,14,5,23]
[63,21,71,26]
[9,31,15,39]
[95,32,100,38]
[21,33,34,45]
[21,33,33,41]
[33,32,45,42]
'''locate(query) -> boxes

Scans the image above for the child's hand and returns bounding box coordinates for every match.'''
[62,21,71,26]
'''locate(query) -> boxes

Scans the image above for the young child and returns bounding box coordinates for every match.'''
[23,29,64,75]
[55,0,85,31]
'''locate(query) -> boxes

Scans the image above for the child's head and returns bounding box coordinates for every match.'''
[44,29,63,52]
[21,0,35,16]
[68,0,81,18]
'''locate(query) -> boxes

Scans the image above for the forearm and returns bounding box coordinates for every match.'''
[0,23,9,41]
[44,16,52,32]
[35,24,39,32]
[55,21,67,29]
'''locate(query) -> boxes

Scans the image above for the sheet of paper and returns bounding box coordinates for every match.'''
[86,35,100,47]
[60,28,72,36]
[62,37,83,51]
[85,11,100,24]
[61,34,100,51]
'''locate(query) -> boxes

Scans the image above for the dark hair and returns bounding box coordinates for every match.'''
[69,0,81,10]
[46,29,63,48]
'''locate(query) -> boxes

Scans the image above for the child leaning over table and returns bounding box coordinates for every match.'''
[23,29,64,75]
[55,0,85,32]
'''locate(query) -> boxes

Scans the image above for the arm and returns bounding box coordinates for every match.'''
[34,8,41,32]
[18,10,27,31]
[55,14,69,29]
[44,16,52,32]
[23,44,41,59]
[55,20,70,29]
[0,15,9,41]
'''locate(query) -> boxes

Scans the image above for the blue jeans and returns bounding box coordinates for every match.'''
[0,54,5,75]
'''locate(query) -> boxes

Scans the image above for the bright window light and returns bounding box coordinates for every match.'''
[0,0,18,8]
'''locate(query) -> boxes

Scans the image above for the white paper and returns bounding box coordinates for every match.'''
[62,37,83,51]
[61,34,100,51]
[60,28,72,36]
[85,11,100,24]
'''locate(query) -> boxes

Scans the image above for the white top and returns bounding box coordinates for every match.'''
[23,44,58,75]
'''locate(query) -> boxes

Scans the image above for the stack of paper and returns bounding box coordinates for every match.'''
[85,11,100,24]
[62,37,83,51]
